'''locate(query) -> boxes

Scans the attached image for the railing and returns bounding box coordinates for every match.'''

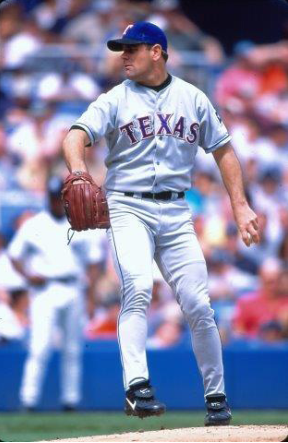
[1,44,229,96]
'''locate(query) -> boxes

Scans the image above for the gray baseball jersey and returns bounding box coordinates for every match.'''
[74,75,231,192]
[72,74,228,396]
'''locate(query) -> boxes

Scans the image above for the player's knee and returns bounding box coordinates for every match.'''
[194,302,214,321]
[178,284,213,320]
[184,301,215,330]
[63,343,81,358]
[121,277,153,313]
[176,263,212,318]
[29,336,51,360]
[29,346,50,362]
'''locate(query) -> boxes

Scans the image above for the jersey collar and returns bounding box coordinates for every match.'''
[137,73,172,92]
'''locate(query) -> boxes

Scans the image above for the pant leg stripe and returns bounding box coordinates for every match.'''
[109,225,127,389]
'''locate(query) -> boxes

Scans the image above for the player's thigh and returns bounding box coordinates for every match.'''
[155,205,210,310]
[107,209,155,290]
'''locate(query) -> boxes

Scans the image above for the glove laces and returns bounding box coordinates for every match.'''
[67,228,75,245]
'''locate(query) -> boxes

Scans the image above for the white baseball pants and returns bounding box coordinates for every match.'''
[20,282,83,408]
[107,192,225,397]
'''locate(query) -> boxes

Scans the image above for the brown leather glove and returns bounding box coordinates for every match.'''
[62,171,110,231]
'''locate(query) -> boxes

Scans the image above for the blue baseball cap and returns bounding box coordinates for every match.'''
[107,21,168,53]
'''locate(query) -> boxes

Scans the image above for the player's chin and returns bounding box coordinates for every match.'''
[125,73,134,80]
[124,68,137,79]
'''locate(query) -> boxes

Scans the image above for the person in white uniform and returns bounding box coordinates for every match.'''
[62,22,259,424]
[8,176,107,411]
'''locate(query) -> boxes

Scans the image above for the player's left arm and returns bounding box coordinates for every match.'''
[213,141,259,247]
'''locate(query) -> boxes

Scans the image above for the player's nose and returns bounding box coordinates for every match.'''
[121,50,130,60]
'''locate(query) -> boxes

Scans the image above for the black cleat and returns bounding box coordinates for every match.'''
[125,380,166,419]
[204,395,232,426]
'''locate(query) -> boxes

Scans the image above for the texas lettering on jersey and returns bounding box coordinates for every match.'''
[119,113,200,145]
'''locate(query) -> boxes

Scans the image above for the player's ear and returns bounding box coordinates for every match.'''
[151,44,162,61]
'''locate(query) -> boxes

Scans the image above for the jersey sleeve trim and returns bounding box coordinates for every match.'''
[70,123,95,146]
[204,134,231,154]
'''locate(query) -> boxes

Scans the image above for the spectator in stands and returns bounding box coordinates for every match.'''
[250,167,284,253]
[207,248,258,301]
[0,124,18,190]
[265,123,288,177]
[216,39,288,129]
[224,222,258,275]
[252,42,288,126]
[62,0,117,45]
[147,263,184,349]
[148,263,175,331]
[85,293,120,340]
[187,171,229,253]
[8,102,54,162]
[0,12,44,69]
[36,69,101,103]
[147,319,185,349]
[215,41,262,113]
[189,213,211,258]
[49,0,92,36]
[279,233,288,268]
[229,117,278,170]
[237,207,282,274]
[149,0,225,64]
[7,102,69,194]
[233,258,288,340]
[0,3,22,68]
[32,0,71,33]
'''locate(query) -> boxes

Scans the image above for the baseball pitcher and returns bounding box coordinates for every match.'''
[62,22,259,424]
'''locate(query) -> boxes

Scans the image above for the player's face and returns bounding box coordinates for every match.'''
[121,44,154,81]
[49,195,65,219]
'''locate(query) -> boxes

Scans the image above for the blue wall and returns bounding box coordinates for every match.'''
[0,341,288,411]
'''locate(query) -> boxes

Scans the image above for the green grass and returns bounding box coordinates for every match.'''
[0,410,287,442]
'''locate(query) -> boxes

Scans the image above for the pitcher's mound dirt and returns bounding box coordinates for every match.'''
[49,425,288,442]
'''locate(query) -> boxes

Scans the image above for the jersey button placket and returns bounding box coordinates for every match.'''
[152,95,161,193]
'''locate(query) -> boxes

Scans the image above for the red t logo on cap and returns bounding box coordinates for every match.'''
[123,24,133,36]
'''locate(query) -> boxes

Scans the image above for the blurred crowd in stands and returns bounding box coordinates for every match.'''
[0,0,288,349]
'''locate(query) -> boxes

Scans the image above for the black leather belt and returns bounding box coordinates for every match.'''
[123,191,185,200]
[50,276,77,284]
[32,276,77,288]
